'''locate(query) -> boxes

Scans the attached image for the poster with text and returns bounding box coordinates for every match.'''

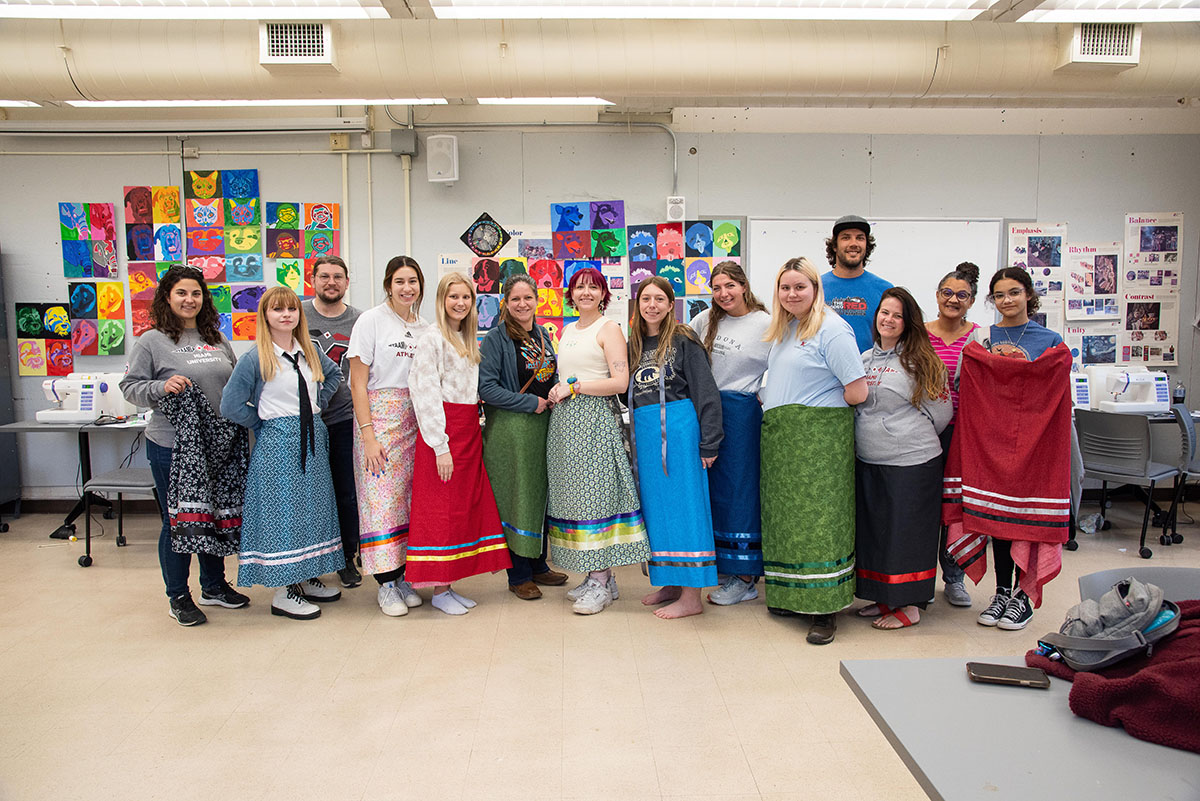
[1008,222,1067,300]
[1124,212,1182,293]
[1119,291,1179,366]
[1064,321,1120,367]
[1065,242,1121,321]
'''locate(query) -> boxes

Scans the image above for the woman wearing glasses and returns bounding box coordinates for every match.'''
[944,267,1070,633]
[925,262,981,608]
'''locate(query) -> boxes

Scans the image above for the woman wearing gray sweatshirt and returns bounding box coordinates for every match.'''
[853,287,952,630]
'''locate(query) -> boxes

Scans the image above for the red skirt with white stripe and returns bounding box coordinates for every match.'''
[405,402,511,586]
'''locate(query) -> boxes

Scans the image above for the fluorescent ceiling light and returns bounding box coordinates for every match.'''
[66,99,447,108]
[1018,0,1200,21]
[478,97,615,105]
[431,0,990,20]
[0,0,388,20]
[0,100,41,108]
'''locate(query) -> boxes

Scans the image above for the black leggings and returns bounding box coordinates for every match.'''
[992,539,1018,590]
[374,567,404,585]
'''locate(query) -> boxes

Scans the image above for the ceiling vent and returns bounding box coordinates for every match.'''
[1056,23,1141,73]
[259,22,339,73]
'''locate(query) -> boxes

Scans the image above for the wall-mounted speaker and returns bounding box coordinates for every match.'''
[426,134,459,183]
[666,196,686,222]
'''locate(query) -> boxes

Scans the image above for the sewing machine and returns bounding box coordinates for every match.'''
[36,372,137,424]
[1087,367,1172,413]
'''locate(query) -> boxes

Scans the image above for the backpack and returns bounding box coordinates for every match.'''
[1037,577,1181,672]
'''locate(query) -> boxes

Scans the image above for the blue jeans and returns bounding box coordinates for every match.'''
[506,536,550,586]
[146,439,228,598]
[326,418,360,562]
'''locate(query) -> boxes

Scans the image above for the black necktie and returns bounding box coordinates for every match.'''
[282,351,315,472]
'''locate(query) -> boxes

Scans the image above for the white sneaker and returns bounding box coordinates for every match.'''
[432,590,469,616]
[397,580,423,608]
[707,575,758,606]
[377,584,408,617]
[571,579,613,615]
[448,588,476,608]
[271,585,321,620]
[298,577,342,602]
[567,574,619,601]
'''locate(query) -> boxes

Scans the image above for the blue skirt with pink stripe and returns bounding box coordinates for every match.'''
[633,399,718,589]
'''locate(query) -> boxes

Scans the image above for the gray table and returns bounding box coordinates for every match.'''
[840,656,1200,801]
[0,418,148,538]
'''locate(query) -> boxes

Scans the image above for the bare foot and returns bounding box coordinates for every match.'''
[856,603,888,618]
[642,586,682,606]
[654,595,704,619]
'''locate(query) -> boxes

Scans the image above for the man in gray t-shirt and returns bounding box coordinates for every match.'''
[302,256,362,588]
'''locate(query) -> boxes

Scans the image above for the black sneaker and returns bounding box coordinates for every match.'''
[997,591,1033,631]
[198,581,251,609]
[338,563,362,588]
[977,586,1012,627]
[169,594,208,626]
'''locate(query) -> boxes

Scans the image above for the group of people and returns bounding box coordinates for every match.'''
[122,214,1073,644]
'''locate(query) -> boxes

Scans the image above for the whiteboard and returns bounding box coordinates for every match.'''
[747,217,1006,328]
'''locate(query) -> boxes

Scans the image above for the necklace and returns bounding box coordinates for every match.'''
[998,321,1031,352]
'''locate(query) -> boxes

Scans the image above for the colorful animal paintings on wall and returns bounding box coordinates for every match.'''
[221,170,259,200]
[266,229,301,259]
[551,203,587,232]
[230,284,267,314]
[498,257,527,284]
[154,224,184,261]
[656,223,684,261]
[476,294,501,332]
[276,259,311,296]
[60,202,117,278]
[16,302,73,376]
[186,227,224,258]
[304,203,339,230]
[591,229,626,258]
[184,171,220,200]
[266,202,300,229]
[656,259,685,297]
[232,313,257,342]
[712,220,741,258]
[209,284,233,314]
[684,220,714,258]
[473,258,501,295]
[127,262,160,301]
[550,200,627,259]
[629,261,655,293]
[66,282,125,354]
[71,319,98,356]
[186,198,224,230]
[226,254,264,283]
[225,198,260,227]
[538,317,564,351]
[187,255,226,284]
[127,223,156,263]
[563,260,599,289]
[537,288,563,317]
[684,296,712,324]
[628,225,658,262]
[552,231,591,261]
[227,226,263,256]
[528,259,563,289]
[68,282,99,319]
[131,299,154,337]
[590,201,625,230]
[126,186,181,224]
[304,230,338,260]
[685,258,712,295]
[153,187,181,223]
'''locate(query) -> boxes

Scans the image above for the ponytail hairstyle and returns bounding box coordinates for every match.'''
[764,257,826,344]
[702,260,767,354]
[383,255,425,312]
[499,273,539,343]
[987,267,1039,315]
[254,286,325,383]
[872,287,947,407]
[629,275,701,370]
[434,272,481,363]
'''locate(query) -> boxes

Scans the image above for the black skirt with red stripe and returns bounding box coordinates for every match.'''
[854,456,943,608]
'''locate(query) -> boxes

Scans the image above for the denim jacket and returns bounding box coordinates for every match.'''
[220,346,342,432]
[478,322,558,414]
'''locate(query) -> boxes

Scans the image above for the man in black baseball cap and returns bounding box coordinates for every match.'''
[822,215,893,353]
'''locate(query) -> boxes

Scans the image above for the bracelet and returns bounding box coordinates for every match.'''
[567,376,578,397]
[358,422,374,430]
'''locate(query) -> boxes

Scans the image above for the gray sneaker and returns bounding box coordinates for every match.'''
[567,574,619,601]
[397,580,423,608]
[944,581,972,607]
[707,575,758,606]
[571,579,613,615]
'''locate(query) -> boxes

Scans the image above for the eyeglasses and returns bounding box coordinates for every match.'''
[939,288,972,301]
[990,287,1028,302]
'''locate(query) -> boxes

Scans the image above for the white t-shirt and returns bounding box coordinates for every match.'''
[346,302,430,391]
[689,308,772,394]
[258,340,321,420]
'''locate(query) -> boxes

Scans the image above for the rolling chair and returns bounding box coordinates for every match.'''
[1074,405,1193,559]
[79,467,158,567]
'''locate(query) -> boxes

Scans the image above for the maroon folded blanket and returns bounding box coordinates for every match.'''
[1026,599,1200,754]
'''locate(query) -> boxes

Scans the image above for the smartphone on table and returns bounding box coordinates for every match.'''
[965,662,1051,689]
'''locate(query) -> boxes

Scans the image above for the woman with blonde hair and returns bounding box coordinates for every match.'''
[221,286,345,619]
[628,276,723,619]
[689,260,772,605]
[346,255,430,617]
[406,272,511,614]
[760,257,867,645]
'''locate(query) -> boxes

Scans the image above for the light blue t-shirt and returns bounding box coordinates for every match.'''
[761,312,867,412]
[821,269,894,354]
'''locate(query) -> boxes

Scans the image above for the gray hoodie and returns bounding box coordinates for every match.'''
[854,343,953,466]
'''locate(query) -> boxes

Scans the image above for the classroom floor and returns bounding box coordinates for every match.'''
[0,500,1197,801]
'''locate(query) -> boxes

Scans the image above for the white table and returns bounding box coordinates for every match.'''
[840,656,1200,801]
